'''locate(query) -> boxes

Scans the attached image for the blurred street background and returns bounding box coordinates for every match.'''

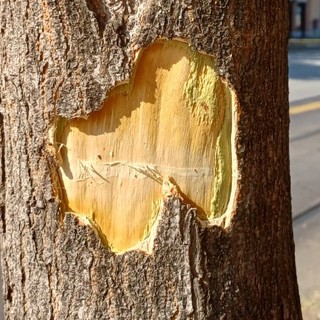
[289,40,320,319]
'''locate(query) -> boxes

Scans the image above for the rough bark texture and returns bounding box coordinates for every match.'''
[0,0,302,319]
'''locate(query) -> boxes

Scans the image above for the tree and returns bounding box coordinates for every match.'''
[0,0,302,319]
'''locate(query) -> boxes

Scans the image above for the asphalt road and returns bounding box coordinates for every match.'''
[289,47,320,319]
[289,48,320,103]
[290,105,320,218]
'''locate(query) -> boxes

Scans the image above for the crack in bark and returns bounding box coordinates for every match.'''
[0,114,6,234]
[85,0,109,37]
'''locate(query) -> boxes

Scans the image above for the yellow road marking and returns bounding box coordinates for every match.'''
[290,101,320,115]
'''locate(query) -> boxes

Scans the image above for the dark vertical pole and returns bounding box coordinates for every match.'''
[289,2,293,38]
[300,3,306,38]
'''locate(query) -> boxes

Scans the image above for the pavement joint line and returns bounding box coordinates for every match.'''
[292,201,320,224]
[290,101,320,115]
[290,128,320,142]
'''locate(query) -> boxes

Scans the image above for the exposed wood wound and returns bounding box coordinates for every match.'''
[51,40,233,252]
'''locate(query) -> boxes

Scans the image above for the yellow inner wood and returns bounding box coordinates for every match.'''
[52,40,233,252]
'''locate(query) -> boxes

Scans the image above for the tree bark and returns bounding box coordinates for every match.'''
[0,0,302,319]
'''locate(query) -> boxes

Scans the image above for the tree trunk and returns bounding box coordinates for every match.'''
[0,0,302,319]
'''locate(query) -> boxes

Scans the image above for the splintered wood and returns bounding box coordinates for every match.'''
[52,40,233,252]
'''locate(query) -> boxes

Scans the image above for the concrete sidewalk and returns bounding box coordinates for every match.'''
[294,204,320,319]
[290,104,320,319]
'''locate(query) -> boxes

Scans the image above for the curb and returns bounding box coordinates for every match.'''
[289,38,320,49]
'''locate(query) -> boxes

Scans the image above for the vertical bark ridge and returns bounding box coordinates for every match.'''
[54,200,214,319]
